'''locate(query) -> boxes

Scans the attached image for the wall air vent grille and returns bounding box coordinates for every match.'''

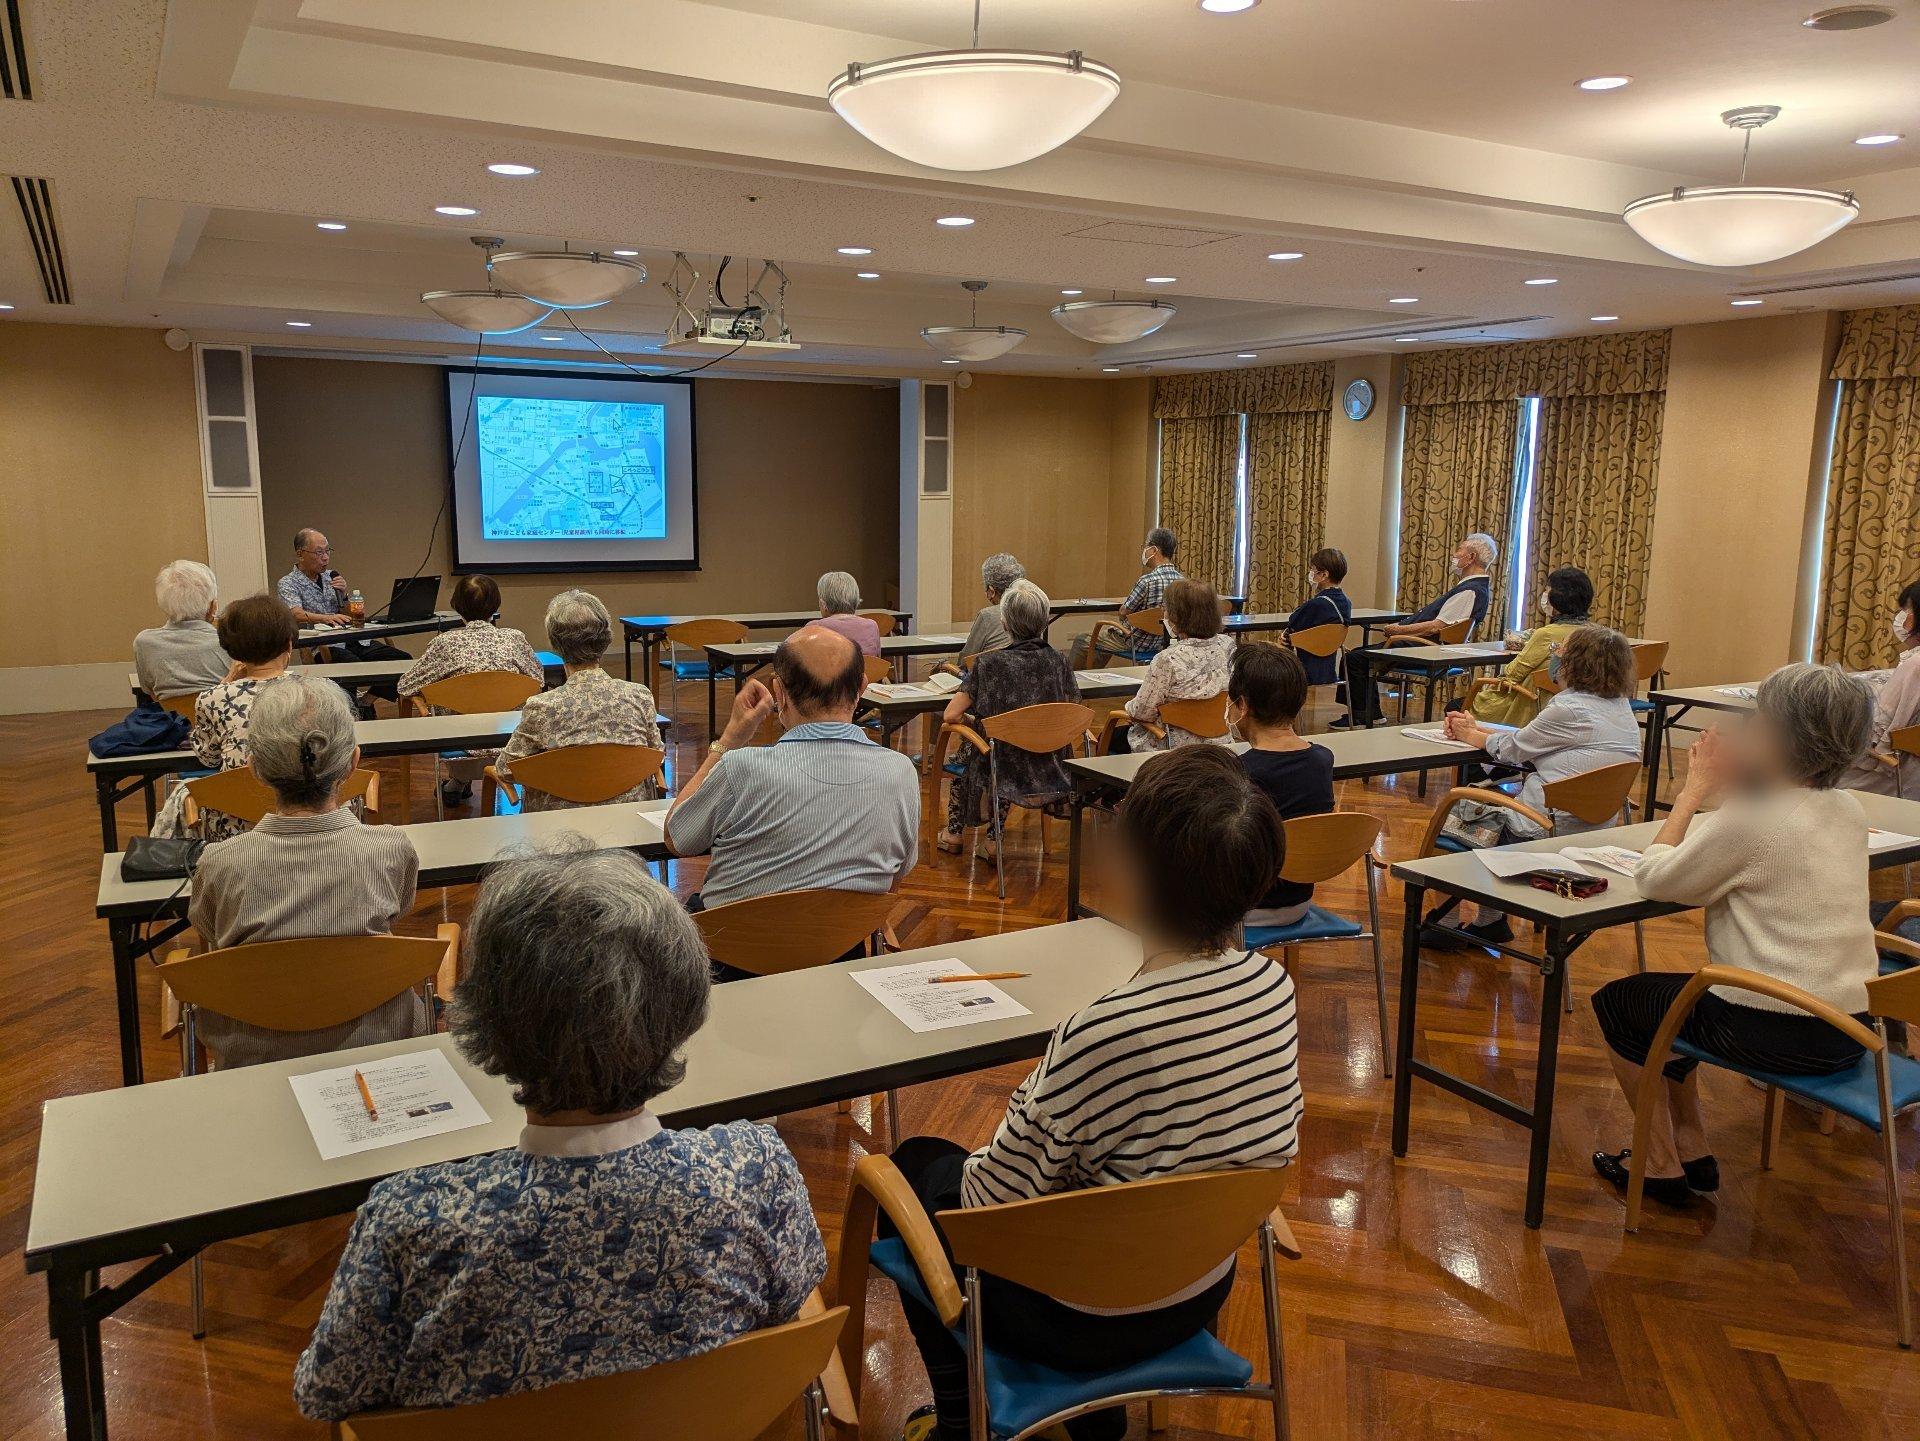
[9,175,69,303]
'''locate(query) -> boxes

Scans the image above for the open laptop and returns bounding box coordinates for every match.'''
[382,575,441,623]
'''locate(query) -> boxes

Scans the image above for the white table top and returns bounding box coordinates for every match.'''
[128,660,413,693]
[295,612,460,646]
[1369,641,1516,666]
[860,665,1149,715]
[708,634,968,661]
[27,918,1141,1265]
[622,609,911,631]
[1648,682,1761,712]
[88,710,526,774]
[1067,722,1485,790]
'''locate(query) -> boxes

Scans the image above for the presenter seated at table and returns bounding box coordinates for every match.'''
[810,569,882,657]
[959,551,1026,662]
[1461,564,1594,728]
[1118,578,1235,753]
[1229,642,1335,929]
[1282,547,1352,686]
[492,589,662,813]
[1836,576,1920,795]
[293,845,826,1421]
[1589,663,1879,1208]
[188,674,423,1068]
[276,527,409,710]
[1421,625,1642,953]
[167,595,299,842]
[134,559,230,700]
[885,745,1301,1441]
[936,579,1077,859]
[665,626,919,911]
[1071,526,1184,668]
[1336,531,1497,728]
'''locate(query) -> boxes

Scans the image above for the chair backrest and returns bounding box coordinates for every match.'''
[1435,618,1472,645]
[507,743,665,804]
[1278,810,1382,884]
[862,654,892,685]
[1122,606,1164,635]
[338,1305,848,1441]
[693,888,900,975]
[419,669,541,715]
[858,609,899,637]
[1630,640,1669,686]
[1288,623,1348,659]
[159,934,446,1031]
[936,1168,1288,1311]
[664,618,750,650]
[982,702,1096,755]
[1216,595,1235,617]
[1868,962,1920,1026]
[158,692,199,722]
[186,766,378,827]
[1541,759,1642,825]
[1890,723,1920,761]
[1158,692,1231,739]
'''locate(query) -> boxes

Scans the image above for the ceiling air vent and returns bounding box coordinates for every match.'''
[10,176,70,303]
[1,0,31,99]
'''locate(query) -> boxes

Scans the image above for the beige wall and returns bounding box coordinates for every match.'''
[1326,355,1403,609]
[0,323,207,675]
[950,374,1153,619]
[1644,312,1840,685]
[252,359,901,651]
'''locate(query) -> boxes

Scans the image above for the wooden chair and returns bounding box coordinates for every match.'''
[863,654,893,685]
[662,618,751,718]
[837,1158,1299,1441]
[336,1297,853,1441]
[1622,958,1920,1345]
[158,692,199,723]
[183,766,379,831]
[398,669,543,820]
[939,702,1095,899]
[1245,812,1394,1077]
[1867,723,1920,800]
[1087,607,1165,668]
[482,742,666,814]
[1283,622,1350,730]
[1094,690,1230,755]
[859,609,899,637]
[1418,759,1645,1012]
[159,929,459,1339]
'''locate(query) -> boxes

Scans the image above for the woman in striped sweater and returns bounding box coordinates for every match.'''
[886,745,1302,1441]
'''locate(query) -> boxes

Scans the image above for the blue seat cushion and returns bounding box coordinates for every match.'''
[869,1237,1254,1440]
[1671,1041,1920,1131]
[1432,834,1471,854]
[1630,697,1654,714]
[665,661,714,680]
[1245,904,1363,947]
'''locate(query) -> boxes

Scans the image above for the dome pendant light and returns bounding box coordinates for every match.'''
[421,236,554,334]
[828,0,1119,172]
[921,280,1026,362]
[1623,106,1859,267]
[487,247,647,309]
[1050,295,1175,344]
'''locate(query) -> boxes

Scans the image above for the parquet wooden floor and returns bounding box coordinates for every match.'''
[4,694,1918,1440]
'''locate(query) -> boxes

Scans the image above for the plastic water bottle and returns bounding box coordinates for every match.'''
[348,588,365,623]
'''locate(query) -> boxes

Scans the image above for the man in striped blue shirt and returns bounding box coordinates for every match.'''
[665,626,919,911]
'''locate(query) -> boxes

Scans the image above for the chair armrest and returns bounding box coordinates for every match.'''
[159,946,192,1037]
[880,919,905,952]
[434,922,462,998]
[482,763,520,807]
[932,660,963,679]
[1877,930,1920,964]
[404,695,427,718]
[1093,710,1138,755]
[933,722,988,776]
[1880,899,1920,933]
[836,1154,964,1414]
[1265,1207,1303,1261]
[1466,676,1536,707]
[1867,749,1898,770]
[798,1288,860,1430]
[1416,786,1553,857]
[181,792,202,829]
[360,770,381,822]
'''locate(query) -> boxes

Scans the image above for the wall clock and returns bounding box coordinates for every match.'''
[1343,377,1375,421]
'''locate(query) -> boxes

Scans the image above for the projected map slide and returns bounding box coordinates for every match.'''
[477,396,668,541]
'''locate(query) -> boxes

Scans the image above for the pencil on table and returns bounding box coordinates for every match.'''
[353,1068,379,1122]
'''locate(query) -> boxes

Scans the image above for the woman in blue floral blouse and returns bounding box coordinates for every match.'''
[293,844,826,1421]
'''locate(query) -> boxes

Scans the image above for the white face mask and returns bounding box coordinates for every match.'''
[1540,590,1553,615]
[1896,609,1914,644]
[1141,549,1154,567]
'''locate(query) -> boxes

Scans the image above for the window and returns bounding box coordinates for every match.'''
[1507,395,1543,631]
[1232,413,1250,599]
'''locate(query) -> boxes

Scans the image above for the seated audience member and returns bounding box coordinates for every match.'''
[294,845,825,1420]
[936,579,1078,858]
[1283,547,1352,686]
[1337,531,1497,727]
[1120,578,1235,752]
[810,570,882,656]
[1073,526,1184,668]
[665,626,919,909]
[1229,642,1335,928]
[1465,564,1594,728]
[185,594,299,841]
[1590,663,1878,1208]
[1836,576,1920,795]
[134,560,230,700]
[960,552,1026,661]
[886,745,1300,1441]
[493,590,662,813]
[1423,626,1641,951]
[276,528,408,709]
[188,674,423,1067]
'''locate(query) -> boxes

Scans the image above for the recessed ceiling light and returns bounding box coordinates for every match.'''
[0,303,14,311]
[941,357,961,364]
[285,320,312,327]
[434,205,479,217]
[1145,276,1177,284]
[1394,336,1418,342]
[1101,365,1121,372]
[315,221,347,231]
[1855,133,1904,146]
[612,249,640,257]
[1389,296,1418,304]
[1731,298,1764,307]
[540,333,564,341]
[837,246,873,256]
[486,162,540,177]
[1060,288,1083,296]
[1267,251,1303,261]
[856,271,881,280]
[1590,314,1619,322]
[1198,0,1259,11]
[935,216,975,227]
[1236,352,1259,359]
[1578,76,1632,91]
[1524,277,1558,286]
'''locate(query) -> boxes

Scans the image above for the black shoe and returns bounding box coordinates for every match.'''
[1681,1154,1720,1193]
[356,700,378,721]
[439,780,474,807]
[1419,922,1468,952]
[1458,915,1514,952]
[1326,715,1354,730]
[1592,1149,1695,1207]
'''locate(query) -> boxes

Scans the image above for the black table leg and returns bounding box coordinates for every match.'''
[1391,881,1424,1157]
[622,628,634,681]
[109,919,143,1087]
[1066,796,1085,919]
[1524,934,1572,1229]
[141,779,157,830]
[48,1265,105,1441]
[1642,697,1667,819]
[95,775,118,852]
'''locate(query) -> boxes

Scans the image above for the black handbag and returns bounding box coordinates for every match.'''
[120,836,204,882]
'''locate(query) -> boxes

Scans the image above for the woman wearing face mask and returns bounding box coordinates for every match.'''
[1834,578,1920,795]
[1457,565,1594,728]
[1282,548,1352,687]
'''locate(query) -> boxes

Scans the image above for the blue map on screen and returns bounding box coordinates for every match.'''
[476,396,668,541]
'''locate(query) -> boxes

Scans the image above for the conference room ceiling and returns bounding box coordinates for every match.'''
[4,0,1920,378]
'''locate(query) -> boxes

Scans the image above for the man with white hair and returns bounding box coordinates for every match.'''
[1336,532,1499,728]
[277,527,409,712]
[134,559,230,698]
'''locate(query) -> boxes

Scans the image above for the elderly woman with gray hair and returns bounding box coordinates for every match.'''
[1589,663,1881,1209]
[135,559,230,700]
[493,589,662,812]
[293,845,826,1420]
[960,551,1027,661]
[810,569,882,656]
[936,579,1078,857]
[188,673,423,1067]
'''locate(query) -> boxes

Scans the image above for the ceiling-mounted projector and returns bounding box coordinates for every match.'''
[662,253,801,352]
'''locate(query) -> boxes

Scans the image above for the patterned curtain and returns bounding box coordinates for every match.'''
[1156,415,1241,593]
[1154,360,1333,419]
[1245,408,1331,613]
[1403,329,1669,404]
[1396,400,1522,634]
[1528,390,1666,633]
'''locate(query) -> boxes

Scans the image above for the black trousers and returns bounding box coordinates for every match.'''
[1343,646,1383,724]
[882,1136,1235,1441]
[327,638,410,701]
[1592,972,1868,1083]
